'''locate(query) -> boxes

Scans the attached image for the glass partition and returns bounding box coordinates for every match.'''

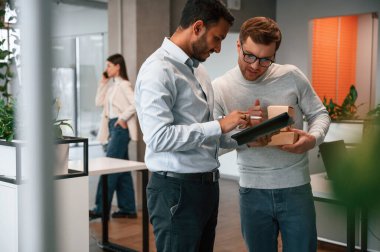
[52,33,107,142]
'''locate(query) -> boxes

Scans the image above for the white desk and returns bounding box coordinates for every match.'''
[310,172,336,200]
[311,173,367,252]
[87,157,147,176]
[71,157,149,252]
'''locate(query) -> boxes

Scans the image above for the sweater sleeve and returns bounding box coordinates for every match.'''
[293,67,331,146]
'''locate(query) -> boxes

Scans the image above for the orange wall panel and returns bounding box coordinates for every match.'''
[337,16,357,104]
[312,18,338,101]
[312,16,357,104]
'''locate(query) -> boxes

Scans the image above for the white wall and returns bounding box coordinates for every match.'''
[51,3,107,38]
[356,14,375,115]
[202,32,240,178]
[203,32,240,81]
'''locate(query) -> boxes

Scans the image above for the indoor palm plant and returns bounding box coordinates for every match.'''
[322,84,363,121]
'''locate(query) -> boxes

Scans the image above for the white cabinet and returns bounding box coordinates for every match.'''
[0,181,18,252]
[0,137,89,252]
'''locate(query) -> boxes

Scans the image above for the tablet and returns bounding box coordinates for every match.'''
[231,112,294,145]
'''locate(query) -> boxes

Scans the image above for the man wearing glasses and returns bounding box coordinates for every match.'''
[212,17,330,251]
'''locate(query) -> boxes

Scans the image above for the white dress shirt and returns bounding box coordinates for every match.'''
[135,38,228,173]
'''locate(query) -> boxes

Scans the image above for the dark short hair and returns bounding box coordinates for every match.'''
[239,17,282,51]
[107,53,129,81]
[179,0,234,29]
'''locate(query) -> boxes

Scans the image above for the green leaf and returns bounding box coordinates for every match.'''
[54,119,71,123]
[54,126,63,139]
[59,122,74,132]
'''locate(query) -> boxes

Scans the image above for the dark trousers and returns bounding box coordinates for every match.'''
[93,118,136,214]
[147,172,219,252]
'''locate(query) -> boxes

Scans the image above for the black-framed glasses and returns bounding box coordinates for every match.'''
[240,42,275,68]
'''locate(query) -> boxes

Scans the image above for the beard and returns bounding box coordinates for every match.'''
[191,32,212,62]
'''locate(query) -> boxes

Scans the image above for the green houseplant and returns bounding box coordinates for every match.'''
[0,2,72,141]
[0,97,14,141]
[322,84,363,121]
[53,98,73,139]
[0,0,17,141]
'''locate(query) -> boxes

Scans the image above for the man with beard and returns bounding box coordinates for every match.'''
[134,1,248,251]
[212,17,330,252]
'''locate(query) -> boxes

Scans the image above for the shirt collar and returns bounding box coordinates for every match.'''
[113,76,123,83]
[162,37,199,68]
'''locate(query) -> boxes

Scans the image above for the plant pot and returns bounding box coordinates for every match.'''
[0,140,25,180]
[55,143,69,175]
[0,136,88,183]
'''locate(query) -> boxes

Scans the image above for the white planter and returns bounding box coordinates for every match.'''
[0,143,18,178]
[0,140,26,180]
[0,140,70,179]
[0,137,88,180]
[324,120,364,144]
[55,143,69,175]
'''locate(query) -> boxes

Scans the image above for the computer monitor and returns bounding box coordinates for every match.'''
[319,140,348,180]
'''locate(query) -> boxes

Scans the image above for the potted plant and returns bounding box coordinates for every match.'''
[322,85,365,144]
[322,84,363,121]
[52,97,74,175]
[0,98,14,141]
[0,3,84,179]
[0,0,17,141]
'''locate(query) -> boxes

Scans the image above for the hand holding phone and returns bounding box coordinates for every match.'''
[101,71,109,85]
[103,71,109,79]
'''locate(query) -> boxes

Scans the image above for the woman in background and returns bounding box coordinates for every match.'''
[90,53,138,219]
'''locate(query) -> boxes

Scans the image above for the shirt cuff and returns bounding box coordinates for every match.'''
[201,120,222,139]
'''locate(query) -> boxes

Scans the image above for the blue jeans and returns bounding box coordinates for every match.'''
[93,118,136,214]
[239,183,317,252]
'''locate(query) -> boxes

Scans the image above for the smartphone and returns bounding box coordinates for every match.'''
[103,71,109,78]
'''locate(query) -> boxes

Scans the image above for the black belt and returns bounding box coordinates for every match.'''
[155,169,220,183]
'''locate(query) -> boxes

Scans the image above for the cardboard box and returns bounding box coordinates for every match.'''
[268,131,299,146]
[266,106,297,145]
[267,106,295,131]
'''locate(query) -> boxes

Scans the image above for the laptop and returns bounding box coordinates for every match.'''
[319,140,348,180]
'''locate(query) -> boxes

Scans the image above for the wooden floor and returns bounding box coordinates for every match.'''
[89,178,351,252]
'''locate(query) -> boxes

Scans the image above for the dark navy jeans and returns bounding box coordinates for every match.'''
[147,172,219,252]
[239,183,317,252]
[93,118,136,215]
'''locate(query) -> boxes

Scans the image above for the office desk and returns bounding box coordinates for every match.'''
[311,173,367,252]
[72,157,149,252]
